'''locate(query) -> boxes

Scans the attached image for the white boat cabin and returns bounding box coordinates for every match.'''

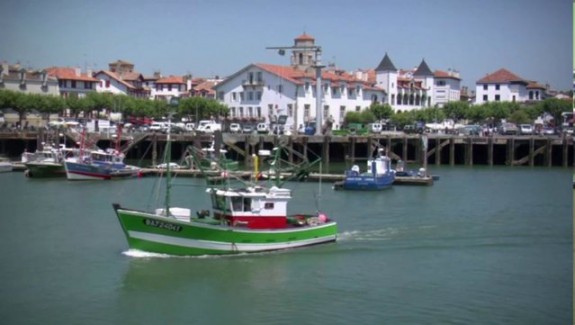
[208,186,291,229]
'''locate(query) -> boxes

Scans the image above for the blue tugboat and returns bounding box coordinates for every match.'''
[334,149,395,191]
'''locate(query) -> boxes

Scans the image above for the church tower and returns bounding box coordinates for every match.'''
[290,33,316,71]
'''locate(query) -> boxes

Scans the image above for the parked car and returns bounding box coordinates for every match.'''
[256,123,269,134]
[198,123,221,134]
[498,123,518,135]
[519,124,533,135]
[368,123,383,134]
[458,124,481,136]
[542,126,556,135]
[155,162,181,169]
[242,124,254,134]
[229,123,241,133]
[150,121,165,132]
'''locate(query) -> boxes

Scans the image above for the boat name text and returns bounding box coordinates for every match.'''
[143,219,182,232]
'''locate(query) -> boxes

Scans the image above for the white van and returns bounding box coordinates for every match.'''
[369,123,383,134]
[198,123,222,134]
[256,123,269,134]
[150,121,165,132]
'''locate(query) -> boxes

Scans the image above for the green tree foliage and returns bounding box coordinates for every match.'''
[442,101,469,120]
[537,98,572,125]
[179,97,228,121]
[368,103,393,120]
[508,109,531,124]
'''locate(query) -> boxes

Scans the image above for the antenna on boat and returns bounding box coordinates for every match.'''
[317,157,322,212]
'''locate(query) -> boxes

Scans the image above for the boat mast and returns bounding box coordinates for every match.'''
[165,97,179,216]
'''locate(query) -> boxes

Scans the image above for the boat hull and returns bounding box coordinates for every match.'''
[65,159,141,180]
[113,204,338,256]
[340,174,394,190]
[65,161,112,180]
[25,162,65,177]
[0,162,13,173]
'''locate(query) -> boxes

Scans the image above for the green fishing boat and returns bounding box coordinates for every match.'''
[113,119,337,256]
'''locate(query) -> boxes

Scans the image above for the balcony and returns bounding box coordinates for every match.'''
[241,79,265,88]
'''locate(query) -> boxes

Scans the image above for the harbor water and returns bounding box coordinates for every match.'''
[0,166,572,324]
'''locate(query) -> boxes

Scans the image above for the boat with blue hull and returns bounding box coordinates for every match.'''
[334,149,395,191]
[65,148,141,180]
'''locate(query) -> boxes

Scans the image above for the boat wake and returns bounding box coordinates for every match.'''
[338,228,399,242]
[122,249,174,258]
[121,249,279,259]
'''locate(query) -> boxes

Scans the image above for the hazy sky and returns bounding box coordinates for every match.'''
[0,0,571,90]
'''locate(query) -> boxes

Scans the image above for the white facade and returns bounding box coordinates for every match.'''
[94,71,131,95]
[0,64,59,96]
[475,83,528,104]
[434,74,461,107]
[373,54,461,111]
[473,68,545,105]
[216,64,384,130]
[154,77,191,100]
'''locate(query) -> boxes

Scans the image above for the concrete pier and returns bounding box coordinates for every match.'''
[0,130,572,167]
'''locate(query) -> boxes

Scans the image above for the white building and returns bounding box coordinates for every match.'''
[0,62,59,96]
[475,68,546,104]
[154,75,192,101]
[370,53,461,111]
[45,67,99,98]
[214,33,386,130]
[93,60,150,98]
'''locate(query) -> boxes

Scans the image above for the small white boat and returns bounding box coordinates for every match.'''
[0,156,13,173]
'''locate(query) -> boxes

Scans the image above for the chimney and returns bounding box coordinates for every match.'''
[75,67,81,76]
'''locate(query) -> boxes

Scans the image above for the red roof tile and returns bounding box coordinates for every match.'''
[255,63,370,88]
[46,67,98,82]
[477,68,526,84]
[156,75,185,84]
[526,81,546,89]
[295,33,314,41]
[434,70,461,80]
[93,70,134,89]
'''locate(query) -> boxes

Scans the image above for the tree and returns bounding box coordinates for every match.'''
[442,101,469,120]
[508,109,530,124]
[369,103,393,120]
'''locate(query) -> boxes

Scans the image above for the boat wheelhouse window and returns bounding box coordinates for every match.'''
[243,198,251,211]
[264,202,274,209]
[231,197,243,212]
[211,194,227,211]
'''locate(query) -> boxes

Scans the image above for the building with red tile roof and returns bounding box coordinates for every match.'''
[475,68,546,104]
[214,34,386,130]
[45,67,99,98]
[93,60,150,98]
[154,75,192,100]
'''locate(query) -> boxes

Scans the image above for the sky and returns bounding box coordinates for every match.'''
[0,0,572,90]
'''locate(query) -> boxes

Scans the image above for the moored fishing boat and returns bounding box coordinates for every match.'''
[0,156,13,173]
[64,148,141,180]
[64,126,141,180]
[334,149,395,191]
[23,145,77,178]
[113,115,337,256]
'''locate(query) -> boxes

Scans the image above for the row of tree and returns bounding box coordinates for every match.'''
[345,98,572,128]
[0,89,571,128]
[0,90,228,124]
